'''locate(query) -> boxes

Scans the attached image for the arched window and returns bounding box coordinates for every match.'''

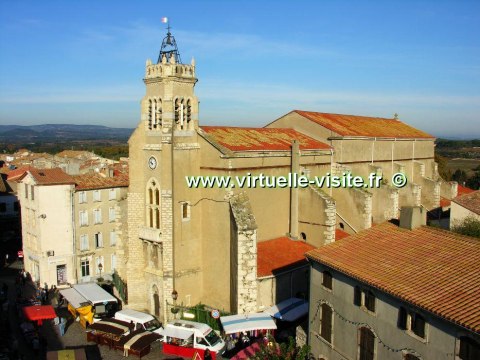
[146,179,160,229]
[155,209,160,229]
[187,99,192,124]
[404,354,421,360]
[148,99,153,130]
[174,98,180,125]
[320,304,332,343]
[359,327,375,360]
[156,98,162,128]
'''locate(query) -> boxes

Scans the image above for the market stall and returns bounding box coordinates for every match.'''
[264,297,308,322]
[86,318,133,349]
[22,305,57,326]
[114,328,162,358]
[220,312,277,336]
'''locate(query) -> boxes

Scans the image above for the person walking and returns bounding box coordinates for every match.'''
[203,349,212,360]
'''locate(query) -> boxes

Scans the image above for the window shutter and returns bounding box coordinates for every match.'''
[398,307,407,330]
[354,286,361,306]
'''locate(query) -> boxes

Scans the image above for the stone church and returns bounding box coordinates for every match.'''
[124,29,457,322]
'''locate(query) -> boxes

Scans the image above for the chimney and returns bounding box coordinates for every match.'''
[399,206,426,230]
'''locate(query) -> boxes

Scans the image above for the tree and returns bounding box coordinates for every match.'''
[251,336,311,360]
[451,216,480,238]
[435,154,451,181]
[452,169,468,185]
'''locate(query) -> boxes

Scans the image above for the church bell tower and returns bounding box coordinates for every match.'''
[142,24,198,134]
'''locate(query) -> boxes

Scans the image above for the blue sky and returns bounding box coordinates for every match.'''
[0,1,479,138]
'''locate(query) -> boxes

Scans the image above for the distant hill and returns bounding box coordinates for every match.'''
[0,124,134,142]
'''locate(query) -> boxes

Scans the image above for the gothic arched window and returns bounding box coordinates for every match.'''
[146,179,160,229]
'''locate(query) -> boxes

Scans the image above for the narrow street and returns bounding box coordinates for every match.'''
[0,260,183,360]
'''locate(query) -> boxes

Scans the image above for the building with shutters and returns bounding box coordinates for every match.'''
[306,207,480,360]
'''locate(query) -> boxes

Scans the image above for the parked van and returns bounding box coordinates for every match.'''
[114,309,162,335]
[164,319,226,355]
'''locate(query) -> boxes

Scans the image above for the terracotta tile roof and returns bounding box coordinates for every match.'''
[294,110,434,139]
[6,166,34,181]
[457,184,475,197]
[28,168,75,185]
[56,150,94,159]
[440,197,451,208]
[306,222,480,333]
[335,229,351,240]
[73,173,129,190]
[452,190,480,215]
[257,237,315,277]
[200,126,331,152]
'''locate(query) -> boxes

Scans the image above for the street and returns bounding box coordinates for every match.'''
[0,260,188,360]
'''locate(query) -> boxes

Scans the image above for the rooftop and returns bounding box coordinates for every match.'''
[11,167,75,186]
[293,110,434,139]
[306,222,480,333]
[258,237,315,277]
[200,126,331,152]
[73,173,129,190]
[452,190,480,215]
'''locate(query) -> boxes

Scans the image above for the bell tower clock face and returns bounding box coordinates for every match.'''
[148,156,157,170]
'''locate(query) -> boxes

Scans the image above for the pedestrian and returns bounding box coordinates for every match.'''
[203,349,212,360]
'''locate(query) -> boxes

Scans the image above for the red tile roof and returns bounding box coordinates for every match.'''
[200,126,331,152]
[73,173,129,190]
[306,222,480,333]
[6,166,33,181]
[294,110,434,139]
[457,184,475,197]
[440,197,451,208]
[26,168,75,185]
[453,190,480,215]
[257,237,315,277]
[335,229,351,240]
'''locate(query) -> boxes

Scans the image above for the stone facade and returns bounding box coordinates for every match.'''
[125,30,454,319]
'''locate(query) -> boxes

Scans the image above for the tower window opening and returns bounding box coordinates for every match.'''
[187,99,192,124]
[175,98,180,125]
[148,99,153,130]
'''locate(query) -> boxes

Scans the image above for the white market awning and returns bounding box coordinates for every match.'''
[264,298,308,322]
[160,326,194,340]
[59,288,89,309]
[220,312,277,335]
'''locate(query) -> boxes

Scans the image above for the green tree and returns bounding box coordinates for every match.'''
[251,336,311,360]
[451,216,480,238]
[452,169,468,185]
[434,154,451,181]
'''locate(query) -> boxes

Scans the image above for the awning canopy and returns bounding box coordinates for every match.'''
[220,312,277,335]
[264,297,308,322]
[160,326,194,340]
[60,288,89,309]
[23,305,57,323]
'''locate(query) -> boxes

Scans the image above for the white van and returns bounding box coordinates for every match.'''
[164,319,226,354]
[114,309,162,335]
